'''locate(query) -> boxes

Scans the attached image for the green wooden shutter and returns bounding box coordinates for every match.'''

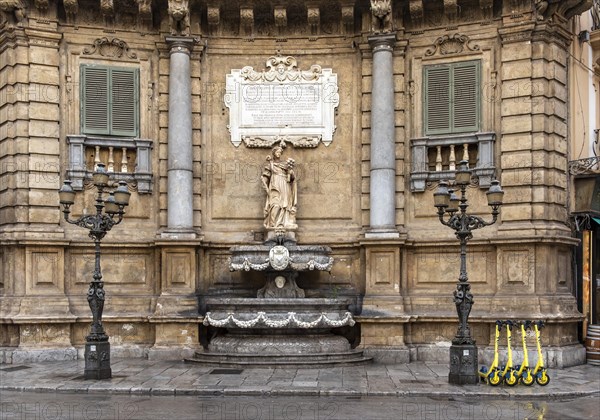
[452,61,480,133]
[81,65,139,137]
[81,65,110,135]
[110,68,139,137]
[424,65,451,135]
[424,60,480,135]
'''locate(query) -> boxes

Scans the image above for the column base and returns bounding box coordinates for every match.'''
[160,229,197,240]
[84,341,112,380]
[448,343,479,385]
[364,229,400,239]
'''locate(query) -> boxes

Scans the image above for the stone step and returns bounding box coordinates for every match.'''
[185,350,373,368]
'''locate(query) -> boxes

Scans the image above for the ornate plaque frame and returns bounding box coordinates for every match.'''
[224,55,339,148]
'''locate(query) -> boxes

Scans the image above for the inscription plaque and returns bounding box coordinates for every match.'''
[224,55,339,148]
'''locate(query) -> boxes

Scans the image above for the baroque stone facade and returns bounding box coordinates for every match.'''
[0,0,593,366]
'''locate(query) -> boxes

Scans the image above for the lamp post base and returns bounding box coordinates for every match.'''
[84,341,112,380]
[448,343,479,385]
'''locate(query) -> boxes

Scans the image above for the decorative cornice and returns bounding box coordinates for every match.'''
[370,0,393,34]
[425,33,480,57]
[165,36,199,54]
[498,22,535,44]
[368,32,396,52]
[409,0,424,26]
[544,0,594,21]
[82,37,137,59]
[444,0,459,22]
[0,0,26,26]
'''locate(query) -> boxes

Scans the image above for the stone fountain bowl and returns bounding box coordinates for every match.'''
[203,297,355,330]
[229,244,333,272]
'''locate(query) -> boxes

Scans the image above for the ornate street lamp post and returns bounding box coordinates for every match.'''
[433,160,504,385]
[59,163,130,379]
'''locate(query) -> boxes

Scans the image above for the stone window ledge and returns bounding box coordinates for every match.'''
[66,135,153,194]
[410,132,495,192]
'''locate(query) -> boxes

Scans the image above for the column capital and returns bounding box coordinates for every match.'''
[165,36,200,55]
[368,33,397,52]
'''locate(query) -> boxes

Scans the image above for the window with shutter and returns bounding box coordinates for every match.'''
[80,64,139,137]
[423,60,480,136]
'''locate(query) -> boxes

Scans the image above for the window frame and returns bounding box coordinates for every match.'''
[423,60,481,136]
[80,64,140,138]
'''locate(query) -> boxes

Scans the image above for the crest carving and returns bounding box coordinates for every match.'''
[425,33,480,57]
[269,246,290,271]
[83,38,137,59]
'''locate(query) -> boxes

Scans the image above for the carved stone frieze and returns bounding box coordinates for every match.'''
[307,5,319,35]
[370,0,392,33]
[425,33,480,57]
[444,0,459,22]
[207,4,219,29]
[242,135,321,149]
[168,0,190,36]
[64,0,78,24]
[0,0,27,25]
[480,0,493,19]
[240,55,322,82]
[341,2,354,34]
[34,0,49,14]
[100,0,115,26]
[82,37,138,59]
[409,0,424,26]
[536,0,593,21]
[240,6,254,36]
[274,5,287,33]
[136,0,151,17]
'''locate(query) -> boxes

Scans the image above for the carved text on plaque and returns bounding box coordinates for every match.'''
[224,55,339,148]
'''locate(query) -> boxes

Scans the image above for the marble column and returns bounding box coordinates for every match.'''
[367,33,398,238]
[165,37,196,235]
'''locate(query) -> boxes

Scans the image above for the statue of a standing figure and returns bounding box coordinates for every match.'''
[262,145,297,230]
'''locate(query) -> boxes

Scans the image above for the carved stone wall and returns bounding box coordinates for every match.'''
[0,0,593,365]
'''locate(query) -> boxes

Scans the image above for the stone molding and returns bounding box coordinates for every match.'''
[165,35,199,55]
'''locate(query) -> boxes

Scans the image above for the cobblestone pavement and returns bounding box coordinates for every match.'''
[0,359,599,398]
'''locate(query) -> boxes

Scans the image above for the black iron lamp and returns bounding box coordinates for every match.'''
[434,160,504,385]
[58,163,130,379]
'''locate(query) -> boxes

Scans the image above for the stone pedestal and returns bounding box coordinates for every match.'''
[449,343,479,385]
[84,341,111,380]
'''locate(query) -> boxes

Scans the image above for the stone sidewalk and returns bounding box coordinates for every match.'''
[0,359,599,398]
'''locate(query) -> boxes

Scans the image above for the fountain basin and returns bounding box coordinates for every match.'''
[188,297,371,367]
[229,244,333,272]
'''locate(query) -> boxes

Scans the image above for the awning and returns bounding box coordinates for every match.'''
[593,217,600,226]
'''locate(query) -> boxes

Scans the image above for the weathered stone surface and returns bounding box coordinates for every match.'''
[0,2,592,366]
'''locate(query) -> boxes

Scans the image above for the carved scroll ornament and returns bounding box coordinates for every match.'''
[425,33,480,57]
[240,55,322,82]
[83,37,138,59]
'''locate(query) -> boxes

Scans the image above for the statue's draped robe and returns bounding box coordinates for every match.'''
[263,159,297,229]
